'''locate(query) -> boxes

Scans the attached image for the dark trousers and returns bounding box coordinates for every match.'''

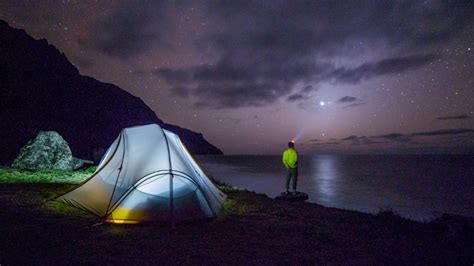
[285,167,298,191]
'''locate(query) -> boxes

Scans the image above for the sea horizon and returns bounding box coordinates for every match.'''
[196,154,473,221]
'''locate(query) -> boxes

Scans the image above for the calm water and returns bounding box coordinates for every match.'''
[195,155,474,221]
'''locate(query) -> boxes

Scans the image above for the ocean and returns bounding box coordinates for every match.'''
[195,154,474,221]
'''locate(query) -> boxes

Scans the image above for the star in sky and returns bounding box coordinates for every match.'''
[0,0,472,154]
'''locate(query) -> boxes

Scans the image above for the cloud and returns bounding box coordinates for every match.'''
[82,1,174,57]
[307,127,474,153]
[312,141,341,146]
[337,135,387,145]
[191,83,290,109]
[158,60,330,108]
[373,133,405,139]
[202,1,473,54]
[436,115,470,120]
[336,128,474,142]
[329,54,437,84]
[343,103,366,109]
[372,133,411,142]
[337,96,366,108]
[351,139,387,146]
[341,135,360,140]
[302,85,317,93]
[158,54,435,109]
[411,128,474,137]
[338,96,358,103]
[155,1,473,109]
[169,86,189,97]
[287,93,310,102]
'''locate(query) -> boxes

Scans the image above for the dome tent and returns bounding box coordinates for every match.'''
[58,124,226,224]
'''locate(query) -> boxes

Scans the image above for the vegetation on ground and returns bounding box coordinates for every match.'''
[0,166,95,184]
[0,169,471,264]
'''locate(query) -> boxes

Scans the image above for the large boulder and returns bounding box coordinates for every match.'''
[12,131,92,170]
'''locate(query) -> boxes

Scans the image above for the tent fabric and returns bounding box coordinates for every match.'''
[58,124,226,223]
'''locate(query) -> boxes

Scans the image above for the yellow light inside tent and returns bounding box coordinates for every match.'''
[105,208,142,224]
[106,219,140,224]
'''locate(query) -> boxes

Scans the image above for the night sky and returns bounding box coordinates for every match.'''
[1,0,473,154]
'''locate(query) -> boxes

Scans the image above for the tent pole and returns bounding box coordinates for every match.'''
[170,172,174,229]
[162,128,175,229]
[102,131,126,222]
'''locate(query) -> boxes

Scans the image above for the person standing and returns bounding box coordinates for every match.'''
[282,141,298,195]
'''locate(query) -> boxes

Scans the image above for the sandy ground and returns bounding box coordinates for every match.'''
[0,183,472,265]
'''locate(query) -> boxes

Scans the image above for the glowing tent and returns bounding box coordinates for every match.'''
[58,124,226,224]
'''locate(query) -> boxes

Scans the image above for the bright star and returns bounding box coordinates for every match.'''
[319,101,325,106]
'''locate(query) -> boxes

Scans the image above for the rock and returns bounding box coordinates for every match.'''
[275,191,309,201]
[11,131,93,170]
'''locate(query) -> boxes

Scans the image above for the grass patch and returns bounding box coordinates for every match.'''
[0,166,93,184]
[43,197,90,216]
[221,198,250,215]
[83,166,97,174]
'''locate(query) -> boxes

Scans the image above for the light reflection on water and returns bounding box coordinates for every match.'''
[313,155,338,200]
[196,154,474,221]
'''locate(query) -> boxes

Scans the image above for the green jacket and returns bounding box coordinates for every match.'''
[282,148,298,169]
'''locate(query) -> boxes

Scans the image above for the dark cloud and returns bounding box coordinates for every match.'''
[343,103,366,109]
[411,128,474,137]
[203,1,473,54]
[170,86,189,97]
[158,0,473,108]
[372,133,411,142]
[351,139,387,146]
[312,135,388,146]
[287,93,310,102]
[158,59,330,108]
[373,133,405,139]
[337,96,366,109]
[338,96,358,103]
[342,135,360,141]
[83,1,173,57]
[436,115,470,120]
[312,141,341,146]
[329,54,437,84]
[192,83,289,109]
[337,135,387,146]
[291,84,319,101]
[302,85,316,93]
[158,54,435,108]
[334,128,474,145]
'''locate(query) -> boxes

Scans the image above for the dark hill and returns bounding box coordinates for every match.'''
[0,19,222,164]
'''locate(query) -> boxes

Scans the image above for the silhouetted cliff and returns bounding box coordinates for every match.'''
[0,19,222,164]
